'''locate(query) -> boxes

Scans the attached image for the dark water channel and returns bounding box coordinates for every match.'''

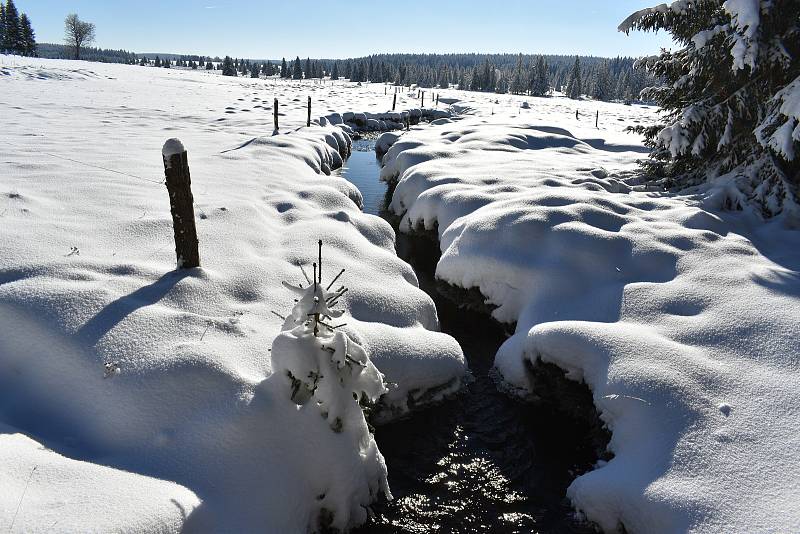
[341,138,605,533]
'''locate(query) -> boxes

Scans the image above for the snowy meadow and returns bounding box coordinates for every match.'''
[1,4,800,531]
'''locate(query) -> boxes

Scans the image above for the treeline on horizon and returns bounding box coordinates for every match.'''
[326,53,655,101]
[32,44,657,101]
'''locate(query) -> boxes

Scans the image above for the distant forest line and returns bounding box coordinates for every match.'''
[34,44,657,101]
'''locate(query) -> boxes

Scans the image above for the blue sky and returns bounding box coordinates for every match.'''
[15,1,672,59]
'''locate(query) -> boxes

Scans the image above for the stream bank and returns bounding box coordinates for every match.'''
[340,138,609,533]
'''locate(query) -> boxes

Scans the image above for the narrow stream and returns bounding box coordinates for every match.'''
[341,138,605,533]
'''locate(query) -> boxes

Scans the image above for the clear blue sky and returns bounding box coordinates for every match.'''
[15,0,672,59]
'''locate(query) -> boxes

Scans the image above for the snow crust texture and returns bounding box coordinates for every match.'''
[383,117,800,533]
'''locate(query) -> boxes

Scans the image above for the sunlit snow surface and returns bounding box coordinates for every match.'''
[381,116,800,532]
[0,56,467,533]
[2,54,798,533]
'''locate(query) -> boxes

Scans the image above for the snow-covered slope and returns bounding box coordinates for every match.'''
[382,117,800,533]
[0,56,466,532]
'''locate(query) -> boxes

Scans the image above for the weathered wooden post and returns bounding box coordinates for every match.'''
[421,91,425,107]
[392,92,397,111]
[575,109,579,120]
[161,138,199,269]
[595,110,599,128]
[436,93,439,107]
[274,98,279,131]
[307,96,311,127]
[385,86,387,95]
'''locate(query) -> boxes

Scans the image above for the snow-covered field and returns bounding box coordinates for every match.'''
[0,56,466,532]
[2,54,798,533]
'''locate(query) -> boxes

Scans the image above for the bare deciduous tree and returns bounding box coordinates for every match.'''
[64,13,95,61]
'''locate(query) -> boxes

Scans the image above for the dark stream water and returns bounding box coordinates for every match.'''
[341,138,605,534]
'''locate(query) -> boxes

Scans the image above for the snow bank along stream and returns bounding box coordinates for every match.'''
[377,118,800,533]
[1,57,471,533]
[339,138,610,533]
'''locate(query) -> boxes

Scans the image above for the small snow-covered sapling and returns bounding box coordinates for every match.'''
[272,240,388,433]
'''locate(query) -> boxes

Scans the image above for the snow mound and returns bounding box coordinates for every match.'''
[319,108,450,133]
[383,117,800,533]
[1,422,200,534]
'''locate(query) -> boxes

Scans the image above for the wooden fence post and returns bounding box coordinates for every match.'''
[421,91,425,107]
[436,94,439,107]
[307,96,311,127]
[274,98,279,131]
[595,110,599,128]
[575,109,579,120]
[161,139,199,269]
[392,92,397,111]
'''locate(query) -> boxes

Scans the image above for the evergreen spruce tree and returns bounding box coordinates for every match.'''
[0,4,6,54]
[510,53,526,94]
[304,57,311,79]
[292,55,302,79]
[154,55,161,68]
[330,61,339,80]
[496,74,509,94]
[530,55,549,96]
[566,55,582,99]
[591,60,612,101]
[470,65,481,91]
[481,59,495,92]
[621,0,800,217]
[614,69,629,101]
[221,55,237,76]
[19,13,34,56]
[3,0,20,54]
[280,57,288,78]
[251,64,259,78]
[205,60,213,70]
